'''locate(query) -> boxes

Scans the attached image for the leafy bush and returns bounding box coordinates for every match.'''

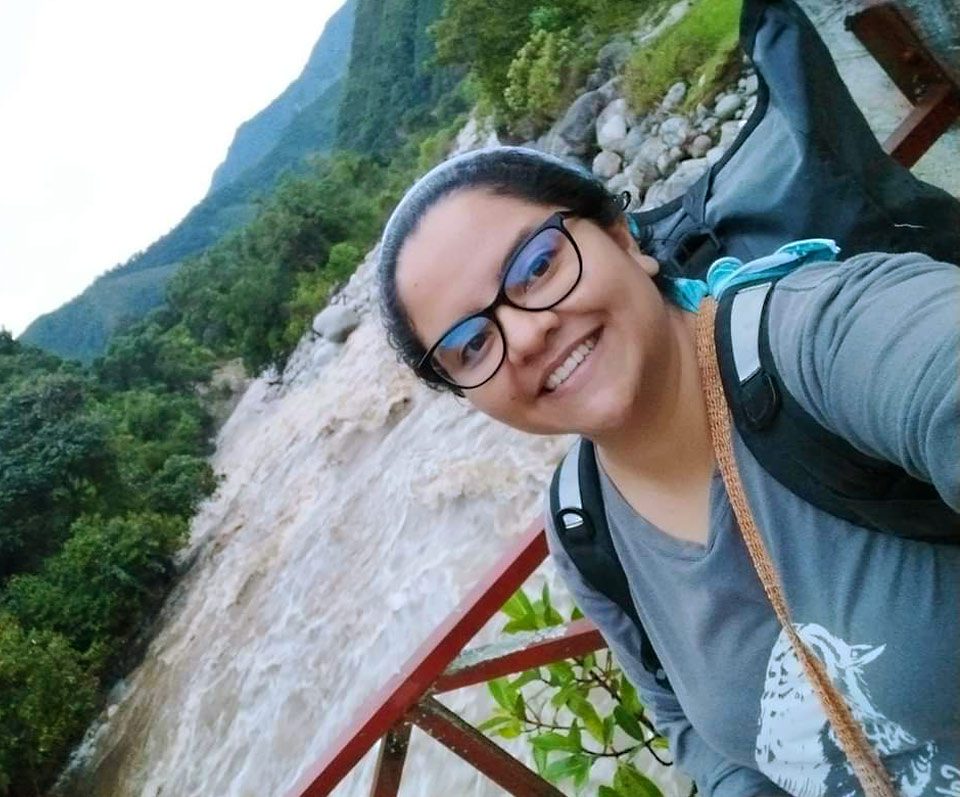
[481,586,678,795]
[3,512,187,671]
[624,0,742,111]
[504,28,583,131]
[0,615,98,796]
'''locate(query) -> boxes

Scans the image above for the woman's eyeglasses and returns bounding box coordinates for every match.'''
[418,210,583,390]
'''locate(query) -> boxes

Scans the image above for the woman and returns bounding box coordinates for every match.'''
[377,146,960,796]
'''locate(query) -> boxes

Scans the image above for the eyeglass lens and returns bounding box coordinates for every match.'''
[430,225,579,388]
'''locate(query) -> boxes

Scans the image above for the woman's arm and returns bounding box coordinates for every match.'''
[544,513,791,797]
[771,251,960,511]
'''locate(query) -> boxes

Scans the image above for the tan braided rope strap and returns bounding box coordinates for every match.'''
[695,297,897,797]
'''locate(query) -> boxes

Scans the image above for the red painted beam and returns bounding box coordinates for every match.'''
[883,83,960,168]
[369,722,412,797]
[408,697,565,797]
[433,618,606,694]
[285,519,550,797]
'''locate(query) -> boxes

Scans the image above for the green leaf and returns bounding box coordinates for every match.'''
[533,744,548,775]
[544,754,588,784]
[581,651,596,670]
[603,713,616,746]
[503,615,540,634]
[497,718,524,739]
[614,763,665,797]
[651,735,670,750]
[501,588,535,621]
[570,604,585,620]
[614,705,645,741]
[531,732,577,752]
[487,677,517,712]
[509,668,541,691]
[619,677,643,715]
[477,713,516,733]
[599,787,625,797]
[546,660,575,685]
[567,692,605,744]
[550,680,581,709]
[513,691,526,720]
[567,719,582,749]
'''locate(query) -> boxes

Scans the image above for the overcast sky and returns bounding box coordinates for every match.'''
[0,0,346,337]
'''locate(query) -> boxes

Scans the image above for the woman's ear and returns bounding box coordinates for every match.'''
[609,214,660,277]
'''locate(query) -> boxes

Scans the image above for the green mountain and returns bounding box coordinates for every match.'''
[20,1,356,363]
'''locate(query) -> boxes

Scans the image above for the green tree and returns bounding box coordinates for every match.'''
[0,615,97,796]
[0,373,115,577]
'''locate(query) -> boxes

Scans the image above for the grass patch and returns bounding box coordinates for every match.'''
[624,0,743,112]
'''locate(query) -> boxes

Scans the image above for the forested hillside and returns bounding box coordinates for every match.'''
[19,1,357,364]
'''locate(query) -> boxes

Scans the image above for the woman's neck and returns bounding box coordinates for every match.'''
[593,304,715,490]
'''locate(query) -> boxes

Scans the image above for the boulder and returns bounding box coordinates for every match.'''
[658,157,709,203]
[597,39,632,76]
[592,150,623,179]
[743,73,759,95]
[687,133,713,159]
[714,92,743,121]
[633,135,668,168]
[656,148,682,177]
[596,98,629,149]
[605,171,631,194]
[659,115,691,148]
[625,157,660,191]
[705,145,727,166]
[312,305,360,343]
[661,81,687,111]
[621,126,648,162]
[552,90,607,154]
[719,119,746,150]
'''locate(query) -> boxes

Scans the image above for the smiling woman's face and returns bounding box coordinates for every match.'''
[396,188,672,439]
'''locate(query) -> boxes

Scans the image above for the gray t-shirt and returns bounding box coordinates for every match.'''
[545,251,960,797]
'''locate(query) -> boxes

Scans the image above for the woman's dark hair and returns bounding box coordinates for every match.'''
[379,146,624,392]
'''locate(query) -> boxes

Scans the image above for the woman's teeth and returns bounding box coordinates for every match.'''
[545,335,597,392]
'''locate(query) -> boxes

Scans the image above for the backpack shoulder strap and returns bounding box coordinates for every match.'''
[715,277,960,543]
[549,438,670,688]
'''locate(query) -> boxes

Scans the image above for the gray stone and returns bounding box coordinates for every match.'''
[592,149,622,179]
[693,103,710,123]
[621,126,648,162]
[744,95,758,119]
[687,133,713,158]
[659,115,691,148]
[714,92,743,121]
[658,157,709,203]
[633,135,668,168]
[719,119,746,150]
[625,157,660,191]
[552,90,606,154]
[585,70,605,91]
[597,39,632,76]
[699,117,719,135]
[639,179,670,211]
[661,81,687,111]
[312,305,360,343]
[596,99,629,149]
[705,145,727,166]
[734,108,744,120]
[596,76,623,105]
[656,148,682,177]
[743,73,759,95]
[605,171,630,193]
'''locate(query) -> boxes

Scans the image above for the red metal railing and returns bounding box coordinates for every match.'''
[286,518,606,797]
[287,5,960,795]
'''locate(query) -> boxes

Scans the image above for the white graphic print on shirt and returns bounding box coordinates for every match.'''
[754,623,937,797]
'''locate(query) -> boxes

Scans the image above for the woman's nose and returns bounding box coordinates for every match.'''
[495,303,559,365]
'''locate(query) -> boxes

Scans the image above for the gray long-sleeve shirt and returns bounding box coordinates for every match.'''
[544,251,960,797]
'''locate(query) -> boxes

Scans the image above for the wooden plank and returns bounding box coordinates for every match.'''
[433,618,606,694]
[285,519,549,797]
[369,722,412,797]
[409,697,565,797]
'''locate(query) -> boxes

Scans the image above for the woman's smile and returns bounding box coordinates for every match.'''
[541,329,601,395]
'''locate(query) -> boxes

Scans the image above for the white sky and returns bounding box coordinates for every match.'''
[0,0,346,337]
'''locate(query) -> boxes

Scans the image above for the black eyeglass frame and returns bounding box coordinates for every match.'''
[416,209,583,391]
